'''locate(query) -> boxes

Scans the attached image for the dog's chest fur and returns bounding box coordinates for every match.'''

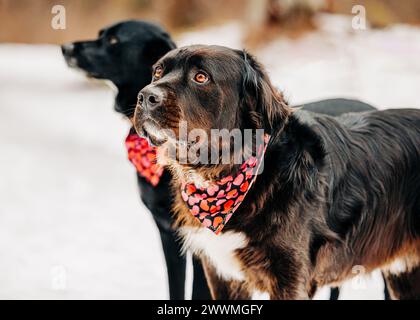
[170,163,250,281]
[180,226,248,281]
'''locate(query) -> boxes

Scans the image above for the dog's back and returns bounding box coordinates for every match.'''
[299,108,420,284]
[299,98,376,116]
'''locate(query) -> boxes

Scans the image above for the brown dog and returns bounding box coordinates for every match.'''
[134,45,420,299]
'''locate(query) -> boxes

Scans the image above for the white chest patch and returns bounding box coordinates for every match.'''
[252,290,270,300]
[180,227,248,281]
[384,258,408,275]
[382,253,420,276]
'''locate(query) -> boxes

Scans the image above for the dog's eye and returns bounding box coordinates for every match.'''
[108,36,119,45]
[193,72,209,84]
[153,66,163,80]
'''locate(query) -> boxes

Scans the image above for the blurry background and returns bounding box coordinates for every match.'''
[1,0,420,44]
[1,0,420,299]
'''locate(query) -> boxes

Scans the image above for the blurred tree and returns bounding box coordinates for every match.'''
[154,0,206,28]
[244,0,420,47]
[153,0,244,30]
[0,0,154,43]
[1,0,419,44]
[244,0,327,47]
[266,0,325,26]
[332,0,420,28]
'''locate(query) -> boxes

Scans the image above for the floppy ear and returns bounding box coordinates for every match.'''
[143,35,176,64]
[239,50,291,136]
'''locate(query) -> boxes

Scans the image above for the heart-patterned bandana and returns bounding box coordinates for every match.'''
[125,129,164,186]
[181,135,270,235]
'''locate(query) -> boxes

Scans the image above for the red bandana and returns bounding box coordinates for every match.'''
[181,135,270,235]
[125,131,164,186]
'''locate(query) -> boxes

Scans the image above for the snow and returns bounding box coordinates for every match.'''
[259,16,420,109]
[1,14,419,299]
[0,46,166,299]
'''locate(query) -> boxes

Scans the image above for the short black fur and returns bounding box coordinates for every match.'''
[62,20,210,300]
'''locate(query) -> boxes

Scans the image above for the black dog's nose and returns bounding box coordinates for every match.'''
[139,87,163,110]
[61,43,75,56]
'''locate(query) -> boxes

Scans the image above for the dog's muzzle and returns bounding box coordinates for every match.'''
[61,43,78,68]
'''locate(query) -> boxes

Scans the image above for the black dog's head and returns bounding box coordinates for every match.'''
[134,45,291,153]
[62,20,175,116]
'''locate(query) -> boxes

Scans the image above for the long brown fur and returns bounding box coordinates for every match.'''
[134,45,420,299]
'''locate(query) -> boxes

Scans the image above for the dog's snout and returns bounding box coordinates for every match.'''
[61,43,75,56]
[140,87,164,110]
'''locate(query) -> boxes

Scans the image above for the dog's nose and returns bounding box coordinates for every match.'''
[139,87,163,111]
[61,43,75,56]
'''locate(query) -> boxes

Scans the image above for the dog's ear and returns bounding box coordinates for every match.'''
[238,50,291,136]
[143,35,176,64]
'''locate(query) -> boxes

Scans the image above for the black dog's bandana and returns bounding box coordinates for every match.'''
[125,130,163,186]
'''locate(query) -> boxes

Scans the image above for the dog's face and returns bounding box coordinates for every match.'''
[62,20,175,113]
[134,45,290,151]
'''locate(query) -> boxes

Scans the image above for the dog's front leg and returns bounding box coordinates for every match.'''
[201,257,251,300]
[383,266,420,299]
[265,254,311,300]
[268,275,310,300]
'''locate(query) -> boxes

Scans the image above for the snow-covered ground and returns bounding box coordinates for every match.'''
[0,15,419,299]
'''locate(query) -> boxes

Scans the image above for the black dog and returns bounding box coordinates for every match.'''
[62,21,377,299]
[62,20,211,300]
[135,45,417,299]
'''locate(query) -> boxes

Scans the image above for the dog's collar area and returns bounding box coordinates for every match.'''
[125,129,163,186]
[125,129,271,233]
[181,134,270,235]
